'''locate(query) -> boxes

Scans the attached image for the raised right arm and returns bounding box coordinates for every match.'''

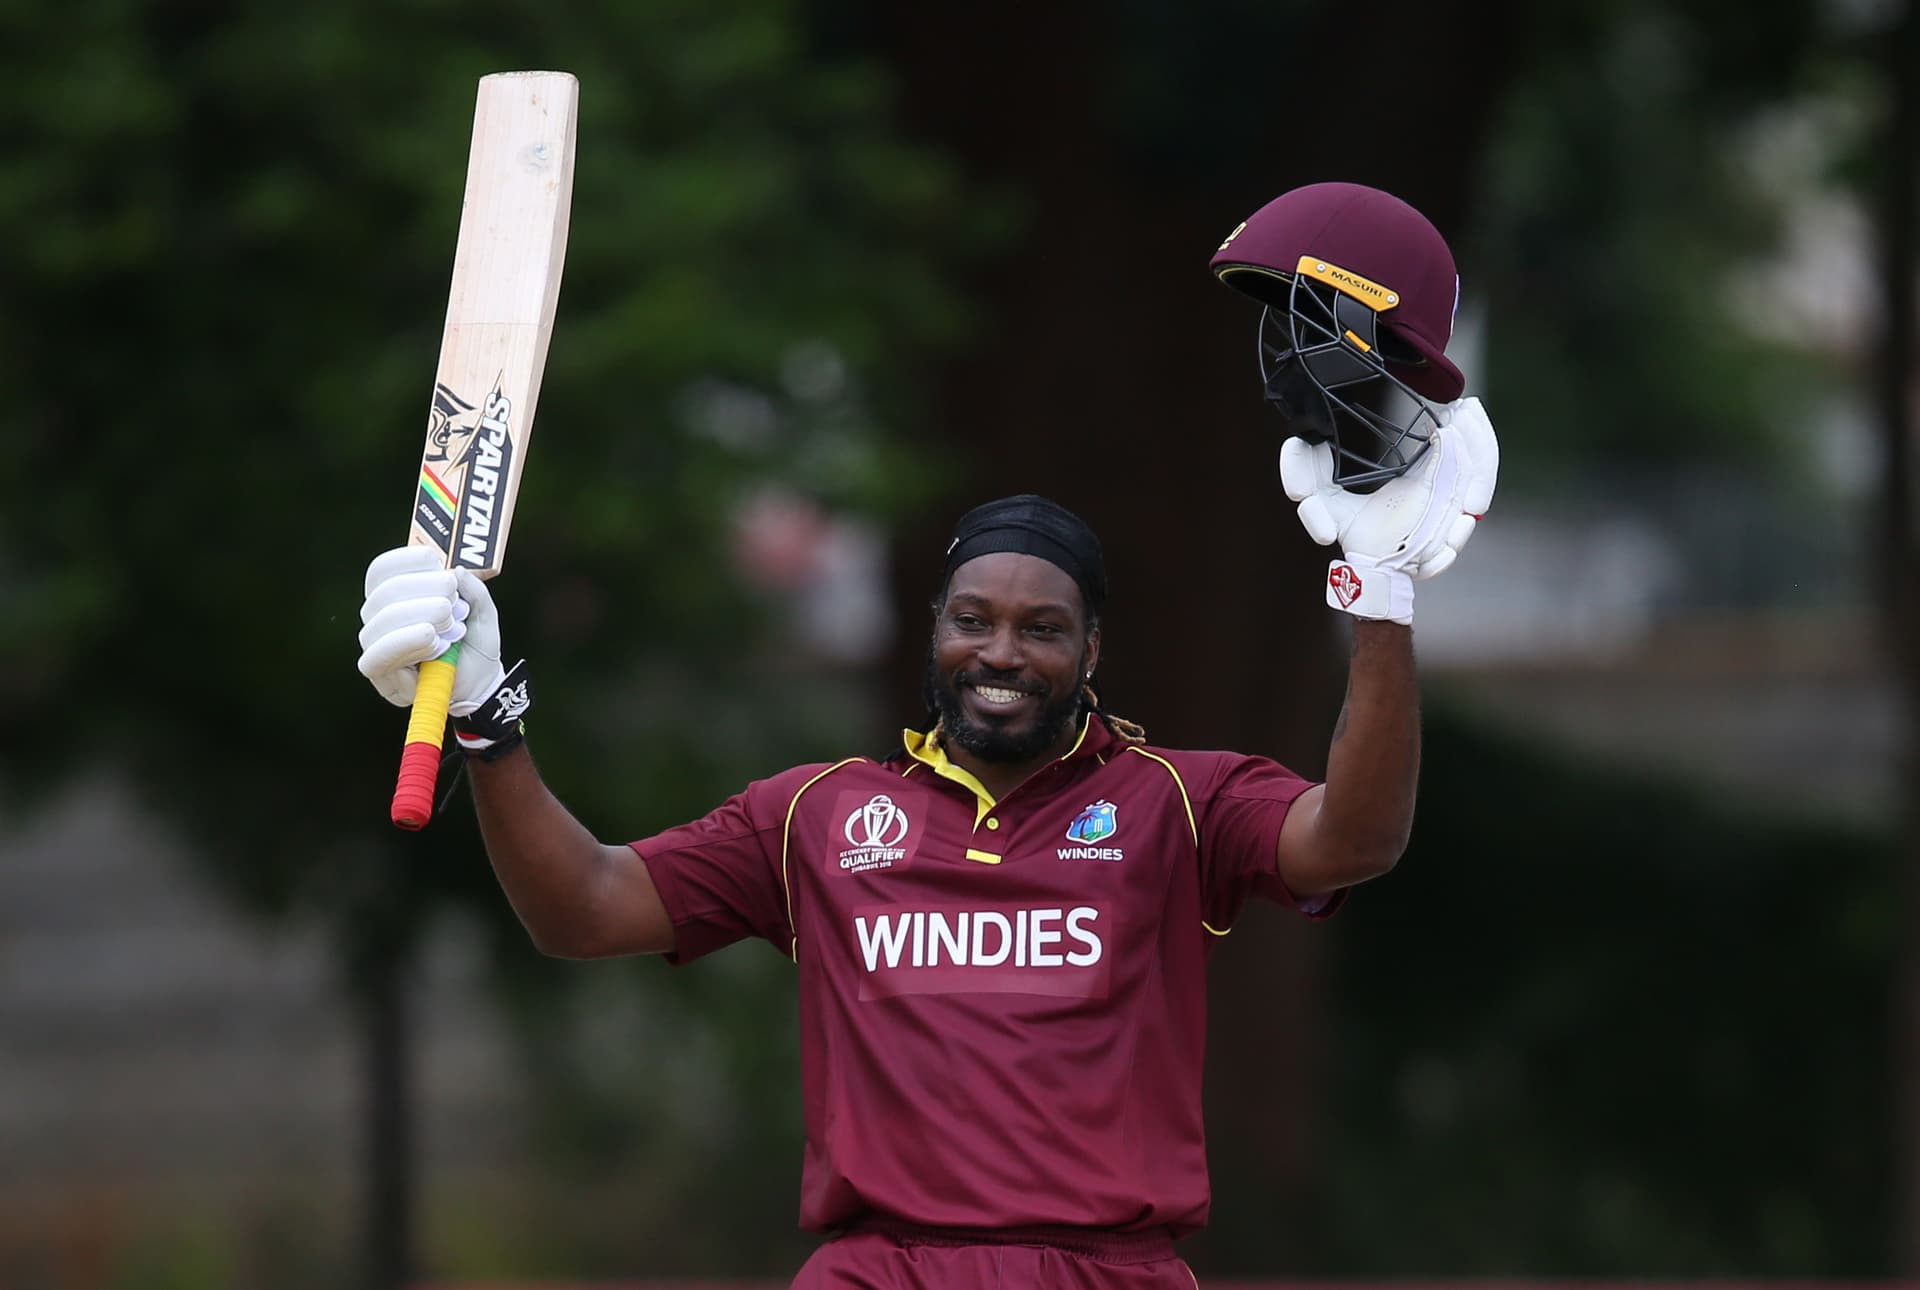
[357,546,672,959]
[467,743,675,958]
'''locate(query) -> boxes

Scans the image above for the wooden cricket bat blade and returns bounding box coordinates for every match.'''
[392,70,576,830]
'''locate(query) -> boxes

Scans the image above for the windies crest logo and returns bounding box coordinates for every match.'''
[840,794,910,874]
[1065,800,1118,845]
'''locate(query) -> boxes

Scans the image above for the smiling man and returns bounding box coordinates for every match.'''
[924,496,1110,786]
[354,182,1500,1288]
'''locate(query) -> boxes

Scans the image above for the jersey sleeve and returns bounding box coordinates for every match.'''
[629,764,825,965]
[1186,751,1343,930]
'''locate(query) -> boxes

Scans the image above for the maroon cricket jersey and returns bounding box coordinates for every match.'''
[631,714,1338,1238]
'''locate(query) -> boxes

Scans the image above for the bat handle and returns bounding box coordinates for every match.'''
[391,642,462,830]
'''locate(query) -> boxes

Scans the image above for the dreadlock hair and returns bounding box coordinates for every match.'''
[1082,679,1147,747]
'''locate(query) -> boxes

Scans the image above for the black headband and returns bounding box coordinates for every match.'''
[940,494,1107,619]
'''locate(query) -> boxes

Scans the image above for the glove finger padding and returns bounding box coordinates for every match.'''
[1415,546,1457,580]
[361,569,458,626]
[1408,412,1499,582]
[452,572,500,656]
[1446,512,1479,553]
[1409,513,1476,581]
[359,596,466,660]
[1281,438,1354,546]
[359,622,436,706]
[447,570,507,717]
[1278,437,1326,503]
[357,569,470,683]
[1442,397,1499,517]
[1295,495,1341,546]
[364,545,446,596]
[357,546,505,711]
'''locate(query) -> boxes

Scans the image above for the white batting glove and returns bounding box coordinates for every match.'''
[357,546,507,715]
[1280,396,1499,624]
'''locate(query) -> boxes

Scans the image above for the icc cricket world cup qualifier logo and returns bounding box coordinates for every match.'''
[847,795,909,849]
[840,794,911,873]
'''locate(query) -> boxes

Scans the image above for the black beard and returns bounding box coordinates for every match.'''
[925,643,1084,764]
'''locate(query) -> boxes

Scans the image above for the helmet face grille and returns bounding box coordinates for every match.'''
[1256,276,1438,491]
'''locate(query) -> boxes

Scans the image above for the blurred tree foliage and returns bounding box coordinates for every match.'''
[0,0,990,1281]
[0,0,989,815]
[1312,710,1896,1275]
[1470,4,1846,492]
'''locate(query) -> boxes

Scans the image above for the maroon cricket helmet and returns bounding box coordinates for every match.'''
[1211,182,1464,403]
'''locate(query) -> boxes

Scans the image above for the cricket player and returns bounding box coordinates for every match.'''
[356,182,1497,1287]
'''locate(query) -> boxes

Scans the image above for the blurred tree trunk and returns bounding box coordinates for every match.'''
[357,950,413,1290]
[867,1,1518,1269]
[344,868,417,1290]
[1878,0,1920,1271]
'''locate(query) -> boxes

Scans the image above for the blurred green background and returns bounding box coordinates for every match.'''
[2,0,1917,1286]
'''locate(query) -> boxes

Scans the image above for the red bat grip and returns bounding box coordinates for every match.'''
[391,742,446,830]
[390,646,460,830]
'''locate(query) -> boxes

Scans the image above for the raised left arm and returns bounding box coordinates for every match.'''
[1275,621,1419,898]
[1270,397,1498,900]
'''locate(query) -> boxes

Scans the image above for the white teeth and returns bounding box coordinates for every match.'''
[973,685,1027,705]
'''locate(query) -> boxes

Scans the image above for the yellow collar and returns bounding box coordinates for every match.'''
[900,716,1096,824]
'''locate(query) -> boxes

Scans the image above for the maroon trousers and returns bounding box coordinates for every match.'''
[793,1222,1196,1289]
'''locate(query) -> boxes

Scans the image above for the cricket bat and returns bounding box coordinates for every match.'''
[391,70,578,830]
